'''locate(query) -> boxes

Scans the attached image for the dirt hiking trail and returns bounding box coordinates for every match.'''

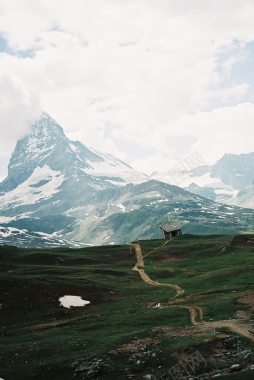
[131,242,254,342]
[131,243,184,297]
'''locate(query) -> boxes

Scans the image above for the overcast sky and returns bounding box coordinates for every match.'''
[0,0,254,179]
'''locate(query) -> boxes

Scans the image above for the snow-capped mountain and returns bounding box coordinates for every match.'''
[0,113,148,221]
[0,113,147,196]
[153,153,254,208]
[0,113,148,246]
[1,113,254,247]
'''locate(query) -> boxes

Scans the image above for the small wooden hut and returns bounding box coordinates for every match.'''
[159,224,182,239]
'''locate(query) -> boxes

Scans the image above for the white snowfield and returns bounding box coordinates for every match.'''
[154,170,229,189]
[59,296,90,309]
[84,149,148,185]
[0,165,64,209]
[152,170,239,204]
[0,216,16,223]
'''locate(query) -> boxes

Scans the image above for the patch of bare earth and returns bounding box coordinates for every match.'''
[239,293,254,310]
[158,255,185,263]
[236,293,254,320]
[151,325,206,338]
[235,309,253,320]
[110,338,161,355]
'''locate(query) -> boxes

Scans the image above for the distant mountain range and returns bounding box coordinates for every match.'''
[153,152,254,208]
[0,113,254,247]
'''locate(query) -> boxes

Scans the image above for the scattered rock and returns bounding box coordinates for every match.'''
[230,363,241,372]
[72,354,112,379]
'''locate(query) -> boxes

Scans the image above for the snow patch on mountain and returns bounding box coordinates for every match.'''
[1,113,254,248]
[152,155,253,207]
[0,165,64,209]
[153,170,235,192]
[0,225,89,248]
[84,149,148,185]
[0,216,16,223]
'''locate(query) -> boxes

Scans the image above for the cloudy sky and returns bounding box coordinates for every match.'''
[0,0,254,179]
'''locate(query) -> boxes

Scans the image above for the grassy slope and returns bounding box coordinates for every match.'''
[0,235,254,379]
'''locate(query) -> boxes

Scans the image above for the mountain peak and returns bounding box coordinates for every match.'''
[30,112,65,138]
[0,113,148,194]
[1,113,68,191]
[23,113,66,161]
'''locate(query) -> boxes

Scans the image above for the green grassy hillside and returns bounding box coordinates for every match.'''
[1,235,254,379]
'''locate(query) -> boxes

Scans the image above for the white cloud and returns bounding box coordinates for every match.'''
[0,0,254,176]
[0,74,41,154]
[0,72,41,178]
[183,103,254,162]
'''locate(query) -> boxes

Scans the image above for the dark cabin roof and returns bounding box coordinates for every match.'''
[159,224,181,233]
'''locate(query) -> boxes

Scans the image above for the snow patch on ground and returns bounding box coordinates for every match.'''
[59,296,90,309]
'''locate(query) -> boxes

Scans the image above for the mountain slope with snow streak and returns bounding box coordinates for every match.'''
[1,113,254,248]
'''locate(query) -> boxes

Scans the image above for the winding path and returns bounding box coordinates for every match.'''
[131,243,184,297]
[131,242,254,342]
[176,305,204,326]
[204,320,254,342]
